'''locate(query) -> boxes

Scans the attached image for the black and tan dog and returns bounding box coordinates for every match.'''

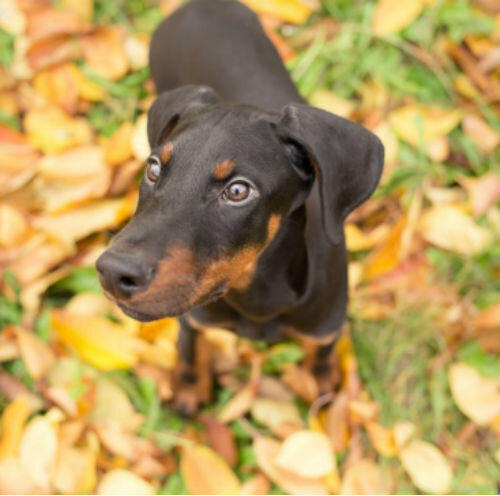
[96,0,384,415]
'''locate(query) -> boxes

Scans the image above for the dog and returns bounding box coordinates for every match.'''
[96,0,384,416]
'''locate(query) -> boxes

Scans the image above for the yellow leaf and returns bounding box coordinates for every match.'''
[363,217,406,279]
[15,327,55,380]
[218,383,255,423]
[51,310,138,370]
[131,113,150,161]
[276,430,334,478]
[181,444,241,495]
[389,104,462,149]
[365,422,397,457]
[449,362,500,426]
[96,469,155,495]
[373,0,425,36]
[0,396,31,460]
[65,292,112,317]
[400,440,452,494]
[239,0,312,24]
[0,204,28,248]
[103,122,135,166]
[0,457,40,494]
[393,421,416,450]
[33,193,137,243]
[309,90,355,119]
[418,205,492,255]
[345,224,378,251]
[52,445,97,494]
[254,436,329,495]
[19,414,59,492]
[340,459,389,495]
[240,473,270,495]
[24,105,93,154]
[251,398,303,436]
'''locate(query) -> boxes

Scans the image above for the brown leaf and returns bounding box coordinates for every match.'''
[14,327,55,380]
[200,415,238,467]
[181,444,241,495]
[240,473,271,495]
[326,391,350,452]
[281,364,319,403]
[462,114,500,154]
[460,172,500,218]
[254,436,329,495]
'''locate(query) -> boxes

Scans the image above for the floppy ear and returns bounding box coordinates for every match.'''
[147,85,220,147]
[278,103,384,244]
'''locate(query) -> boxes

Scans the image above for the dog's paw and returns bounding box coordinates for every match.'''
[173,388,200,418]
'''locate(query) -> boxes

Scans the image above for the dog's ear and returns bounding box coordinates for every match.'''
[278,103,384,244]
[147,85,220,147]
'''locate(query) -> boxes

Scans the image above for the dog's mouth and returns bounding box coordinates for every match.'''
[105,281,229,322]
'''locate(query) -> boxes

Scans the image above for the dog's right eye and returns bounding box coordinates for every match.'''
[145,155,162,183]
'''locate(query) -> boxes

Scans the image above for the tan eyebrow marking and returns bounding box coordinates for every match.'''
[212,159,235,180]
[161,142,173,163]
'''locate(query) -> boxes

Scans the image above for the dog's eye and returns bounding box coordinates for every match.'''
[145,155,162,183]
[223,181,251,203]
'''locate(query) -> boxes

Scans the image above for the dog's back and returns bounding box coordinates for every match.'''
[149,0,302,109]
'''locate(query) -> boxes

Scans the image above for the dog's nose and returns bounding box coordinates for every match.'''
[96,250,153,299]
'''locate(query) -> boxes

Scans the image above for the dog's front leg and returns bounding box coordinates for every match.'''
[173,316,213,417]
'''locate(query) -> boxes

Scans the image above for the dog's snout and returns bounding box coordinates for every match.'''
[96,251,153,299]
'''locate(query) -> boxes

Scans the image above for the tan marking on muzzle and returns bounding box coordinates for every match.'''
[212,159,235,180]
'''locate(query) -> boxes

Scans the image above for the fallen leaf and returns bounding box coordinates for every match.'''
[251,397,303,437]
[200,415,238,467]
[393,420,416,450]
[373,0,425,36]
[218,383,256,423]
[240,473,270,495]
[239,0,312,24]
[254,436,329,495]
[96,468,155,495]
[51,310,138,371]
[0,0,26,35]
[52,444,97,494]
[15,327,55,380]
[475,303,500,329]
[275,430,334,478]
[0,396,31,460]
[131,113,150,161]
[82,27,128,80]
[340,459,389,494]
[124,34,149,70]
[460,172,500,218]
[0,204,28,248]
[309,90,355,119]
[0,457,40,494]
[24,105,92,154]
[26,34,82,71]
[33,193,136,243]
[400,440,452,494]
[462,114,500,154]
[365,422,397,457]
[325,391,350,452]
[389,104,462,151]
[65,292,111,317]
[103,122,134,166]
[418,205,492,255]
[281,364,318,403]
[181,444,241,495]
[19,413,60,492]
[449,362,500,425]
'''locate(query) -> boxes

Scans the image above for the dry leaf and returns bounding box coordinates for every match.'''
[219,383,256,423]
[124,35,149,70]
[400,440,452,494]
[326,391,350,452]
[462,114,500,154]
[0,204,28,248]
[51,310,138,370]
[240,473,270,495]
[475,303,500,329]
[19,413,59,491]
[24,105,92,154]
[52,444,97,494]
[393,421,416,449]
[103,122,134,166]
[96,468,155,495]
[449,362,500,425]
[33,193,136,243]
[275,430,334,478]
[373,0,425,36]
[281,364,318,403]
[14,327,55,380]
[0,396,31,460]
[309,90,355,119]
[131,113,150,161]
[460,172,500,218]
[82,27,128,80]
[340,459,389,494]
[389,104,462,150]
[0,457,40,494]
[365,422,397,457]
[181,444,241,495]
[418,205,492,255]
[254,436,329,495]
[200,415,238,467]
[251,397,303,437]
[239,0,312,24]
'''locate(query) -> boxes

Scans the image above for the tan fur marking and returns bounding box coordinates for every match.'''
[266,214,281,243]
[212,159,235,180]
[161,142,173,163]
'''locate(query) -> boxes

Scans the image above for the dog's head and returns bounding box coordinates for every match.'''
[96,85,383,321]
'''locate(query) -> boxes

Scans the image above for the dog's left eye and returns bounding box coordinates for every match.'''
[145,155,162,183]
[222,181,255,203]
